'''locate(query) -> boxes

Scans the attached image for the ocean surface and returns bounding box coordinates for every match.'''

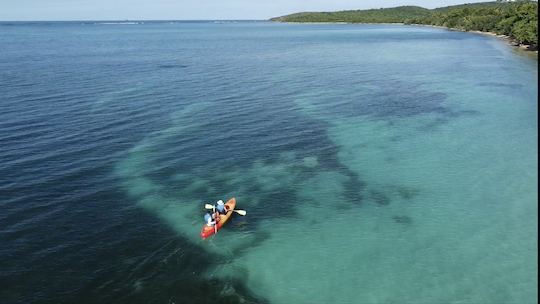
[0,21,537,304]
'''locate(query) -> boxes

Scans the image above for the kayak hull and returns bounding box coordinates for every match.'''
[200,198,236,239]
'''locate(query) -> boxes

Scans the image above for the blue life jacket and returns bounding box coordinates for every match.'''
[204,213,211,222]
[216,204,226,213]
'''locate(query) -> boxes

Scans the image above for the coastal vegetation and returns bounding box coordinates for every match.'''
[270,6,431,24]
[271,1,538,50]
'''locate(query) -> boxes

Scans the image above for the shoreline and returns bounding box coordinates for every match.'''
[273,21,404,25]
[410,23,538,54]
[271,20,538,54]
[470,30,537,53]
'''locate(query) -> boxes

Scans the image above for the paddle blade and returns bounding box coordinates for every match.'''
[233,209,246,216]
[204,204,214,209]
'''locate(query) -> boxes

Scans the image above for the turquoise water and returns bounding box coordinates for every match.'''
[0,22,537,303]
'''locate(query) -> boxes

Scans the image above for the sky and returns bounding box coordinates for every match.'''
[0,0,493,21]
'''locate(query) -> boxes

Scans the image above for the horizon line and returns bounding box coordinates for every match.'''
[2,1,537,23]
[0,19,268,22]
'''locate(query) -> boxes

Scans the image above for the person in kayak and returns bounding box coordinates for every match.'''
[215,200,229,215]
[204,211,217,227]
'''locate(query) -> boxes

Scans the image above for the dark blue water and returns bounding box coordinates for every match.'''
[1,21,537,303]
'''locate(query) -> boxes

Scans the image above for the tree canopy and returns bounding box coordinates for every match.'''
[271,1,538,49]
[270,6,431,23]
[407,1,538,47]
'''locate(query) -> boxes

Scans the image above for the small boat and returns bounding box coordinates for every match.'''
[200,197,236,239]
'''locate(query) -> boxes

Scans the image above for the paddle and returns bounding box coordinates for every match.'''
[204,204,247,216]
[212,205,217,235]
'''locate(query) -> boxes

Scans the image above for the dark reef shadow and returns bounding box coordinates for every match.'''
[157,64,188,69]
[370,190,391,206]
[231,231,272,259]
[392,215,413,225]
[396,186,420,200]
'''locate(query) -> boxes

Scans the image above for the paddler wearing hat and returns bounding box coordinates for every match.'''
[215,199,229,215]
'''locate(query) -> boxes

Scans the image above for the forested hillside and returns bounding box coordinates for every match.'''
[271,1,538,49]
[407,1,537,47]
[270,6,431,23]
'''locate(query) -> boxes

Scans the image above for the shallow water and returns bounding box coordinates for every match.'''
[0,22,537,303]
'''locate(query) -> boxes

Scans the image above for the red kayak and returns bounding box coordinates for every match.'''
[200,198,236,239]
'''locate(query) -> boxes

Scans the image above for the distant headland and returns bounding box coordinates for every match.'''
[270,1,538,51]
